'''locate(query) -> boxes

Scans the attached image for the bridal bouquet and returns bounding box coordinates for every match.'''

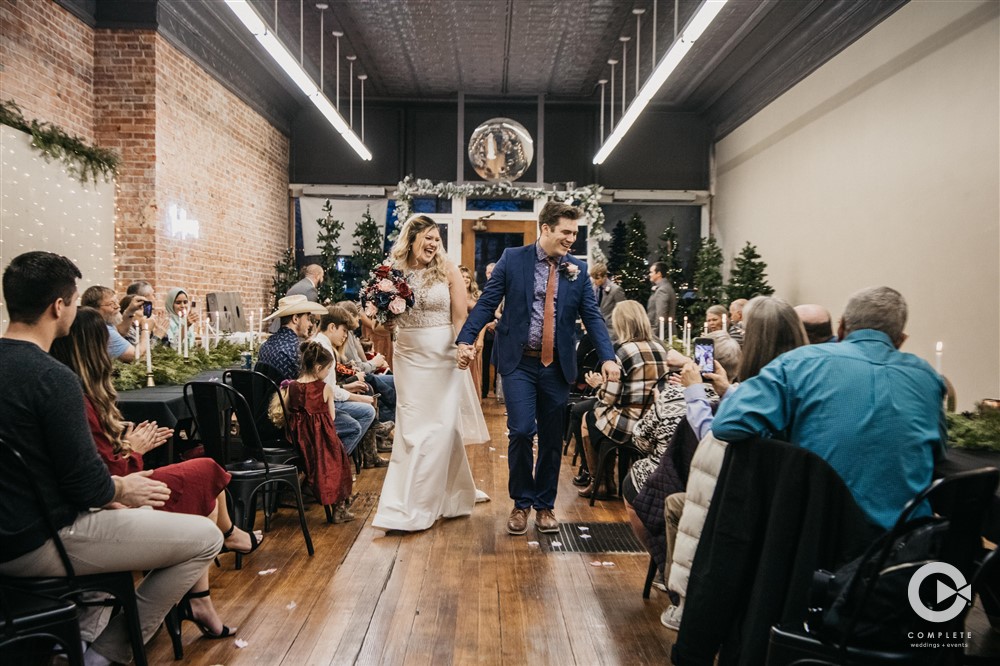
[360,261,415,325]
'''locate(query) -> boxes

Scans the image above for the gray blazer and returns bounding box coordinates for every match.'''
[596,280,626,327]
[646,279,677,329]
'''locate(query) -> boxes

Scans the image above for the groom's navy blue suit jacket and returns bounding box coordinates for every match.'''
[457,244,616,385]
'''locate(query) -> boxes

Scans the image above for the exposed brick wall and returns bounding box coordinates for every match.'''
[0,0,95,142]
[154,35,289,318]
[1,0,290,321]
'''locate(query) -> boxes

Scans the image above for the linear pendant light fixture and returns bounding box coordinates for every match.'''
[593,0,727,165]
[225,0,372,160]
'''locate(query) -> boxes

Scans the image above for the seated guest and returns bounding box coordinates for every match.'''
[662,296,808,630]
[258,295,327,380]
[794,303,838,344]
[714,286,946,530]
[0,251,222,666]
[625,333,741,583]
[704,304,727,333]
[125,280,159,342]
[270,264,323,333]
[579,301,671,499]
[727,298,747,344]
[312,309,382,459]
[163,288,198,350]
[80,285,146,362]
[334,300,396,423]
[50,307,263,640]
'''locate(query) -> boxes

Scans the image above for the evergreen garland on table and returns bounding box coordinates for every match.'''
[0,99,119,183]
[112,341,245,391]
[656,221,685,289]
[619,213,652,303]
[727,241,775,300]
[271,248,299,310]
[316,199,346,304]
[352,205,386,280]
[689,235,725,323]
[947,405,1000,452]
[607,220,627,275]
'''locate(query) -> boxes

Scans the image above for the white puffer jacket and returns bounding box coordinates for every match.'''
[667,432,728,597]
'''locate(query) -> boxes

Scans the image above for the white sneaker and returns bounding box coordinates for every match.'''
[475,488,491,503]
[660,604,684,631]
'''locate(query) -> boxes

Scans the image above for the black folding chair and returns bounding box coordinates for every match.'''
[767,467,1000,666]
[183,381,314,570]
[0,438,147,666]
[0,586,83,666]
[224,369,300,465]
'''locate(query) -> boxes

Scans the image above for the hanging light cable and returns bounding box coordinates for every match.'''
[608,59,618,131]
[652,0,658,69]
[346,55,356,127]
[299,0,304,65]
[633,8,644,93]
[225,0,371,160]
[316,4,327,87]
[332,30,343,109]
[594,0,727,165]
[598,79,608,144]
[619,36,630,115]
[357,73,367,143]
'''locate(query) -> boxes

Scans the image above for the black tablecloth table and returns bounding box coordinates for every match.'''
[935,447,1000,544]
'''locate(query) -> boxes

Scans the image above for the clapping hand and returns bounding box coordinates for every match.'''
[584,371,604,389]
[124,421,173,455]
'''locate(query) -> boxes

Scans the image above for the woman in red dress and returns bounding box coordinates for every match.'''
[51,307,262,640]
[281,341,354,522]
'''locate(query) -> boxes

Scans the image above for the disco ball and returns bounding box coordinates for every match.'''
[468,118,534,183]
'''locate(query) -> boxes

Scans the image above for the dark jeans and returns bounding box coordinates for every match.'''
[503,355,570,511]
[365,373,396,422]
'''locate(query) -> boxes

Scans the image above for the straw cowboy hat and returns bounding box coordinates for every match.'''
[263,295,327,321]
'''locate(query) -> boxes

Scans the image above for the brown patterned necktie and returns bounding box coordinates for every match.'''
[541,258,556,367]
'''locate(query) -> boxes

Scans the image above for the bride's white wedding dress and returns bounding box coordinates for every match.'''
[372,267,490,532]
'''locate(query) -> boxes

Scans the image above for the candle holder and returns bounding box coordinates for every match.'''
[146,371,155,387]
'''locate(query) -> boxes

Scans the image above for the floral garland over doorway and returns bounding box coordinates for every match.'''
[393,176,609,263]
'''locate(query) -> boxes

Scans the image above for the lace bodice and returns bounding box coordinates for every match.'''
[398,267,452,329]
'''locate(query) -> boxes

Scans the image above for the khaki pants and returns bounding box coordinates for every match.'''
[0,508,222,663]
[664,492,686,584]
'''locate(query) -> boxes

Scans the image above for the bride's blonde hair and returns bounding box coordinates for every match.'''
[389,214,449,284]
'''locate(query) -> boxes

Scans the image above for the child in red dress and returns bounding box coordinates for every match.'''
[282,341,354,522]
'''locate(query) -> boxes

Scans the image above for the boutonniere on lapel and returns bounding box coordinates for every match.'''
[559,262,580,281]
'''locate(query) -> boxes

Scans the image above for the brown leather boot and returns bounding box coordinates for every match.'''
[507,507,529,535]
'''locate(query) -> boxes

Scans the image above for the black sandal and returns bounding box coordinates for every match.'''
[220,524,262,555]
[179,590,236,639]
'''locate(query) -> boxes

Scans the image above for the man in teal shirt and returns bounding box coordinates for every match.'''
[713,286,946,529]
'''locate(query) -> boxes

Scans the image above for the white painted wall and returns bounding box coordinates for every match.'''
[713,0,999,410]
[1,126,116,330]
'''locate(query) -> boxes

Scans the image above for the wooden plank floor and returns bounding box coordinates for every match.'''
[145,399,676,665]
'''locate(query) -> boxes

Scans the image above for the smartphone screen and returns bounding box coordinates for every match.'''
[694,338,715,374]
[142,301,153,318]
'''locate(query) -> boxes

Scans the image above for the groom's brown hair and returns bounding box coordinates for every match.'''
[538,201,582,230]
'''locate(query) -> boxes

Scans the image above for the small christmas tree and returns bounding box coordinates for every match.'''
[619,213,652,303]
[607,219,627,275]
[656,221,685,289]
[689,235,725,324]
[270,248,298,310]
[316,199,346,304]
[727,241,775,300]
[352,205,386,279]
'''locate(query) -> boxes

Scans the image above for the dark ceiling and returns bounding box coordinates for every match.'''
[60,0,907,140]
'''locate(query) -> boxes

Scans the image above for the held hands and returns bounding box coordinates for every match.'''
[679,360,731,397]
[456,343,475,370]
[344,381,368,394]
[114,471,171,508]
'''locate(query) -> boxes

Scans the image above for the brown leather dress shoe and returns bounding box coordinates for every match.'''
[507,507,529,535]
[535,509,559,534]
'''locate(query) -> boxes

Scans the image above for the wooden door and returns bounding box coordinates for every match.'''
[461,219,538,285]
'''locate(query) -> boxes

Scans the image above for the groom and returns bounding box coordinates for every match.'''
[457,201,618,535]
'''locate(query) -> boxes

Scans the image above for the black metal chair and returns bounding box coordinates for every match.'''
[0,438,147,666]
[767,467,1000,666]
[224,369,300,465]
[0,585,83,666]
[183,381,314,570]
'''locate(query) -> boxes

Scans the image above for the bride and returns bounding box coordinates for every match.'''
[372,214,490,532]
